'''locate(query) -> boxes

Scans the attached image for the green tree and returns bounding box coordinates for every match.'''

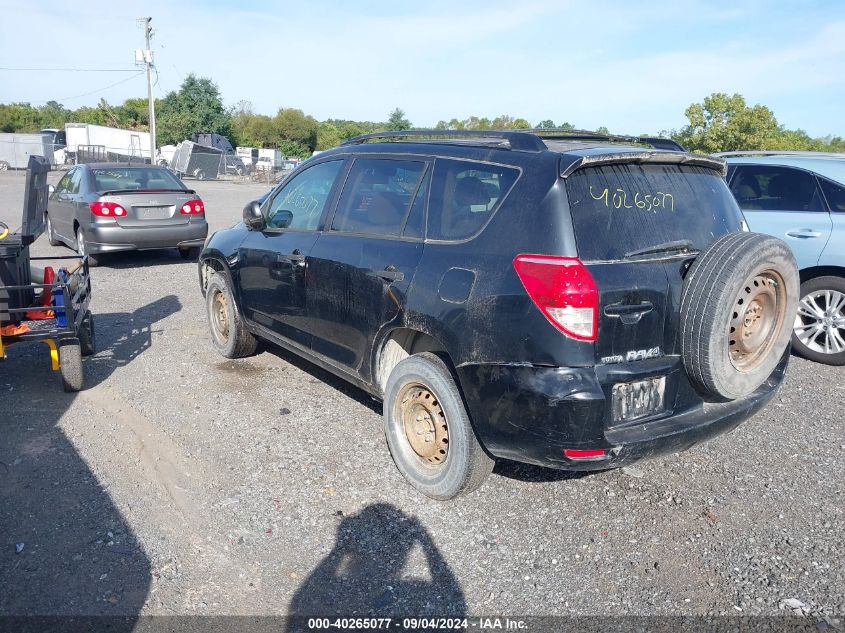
[316,121,343,150]
[37,101,71,129]
[273,108,318,151]
[536,119,556,129]
[0,103,40,132]
[672,93,780,153]
[386,107,411,131]
[156,74,232,145]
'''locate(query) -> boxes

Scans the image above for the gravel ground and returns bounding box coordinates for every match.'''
[0,170,842,622]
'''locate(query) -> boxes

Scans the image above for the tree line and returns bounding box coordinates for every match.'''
[1,74,842,156]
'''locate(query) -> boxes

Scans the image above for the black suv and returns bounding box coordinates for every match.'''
[199,130,798,500]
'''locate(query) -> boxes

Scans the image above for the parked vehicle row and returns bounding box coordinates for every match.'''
[198,129,799,500]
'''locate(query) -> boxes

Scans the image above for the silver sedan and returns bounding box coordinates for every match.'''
[46,163,208,265]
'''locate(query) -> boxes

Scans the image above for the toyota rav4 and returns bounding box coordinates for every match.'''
[199,129,798,500]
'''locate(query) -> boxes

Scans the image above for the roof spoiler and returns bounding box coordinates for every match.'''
[560,151,727,178]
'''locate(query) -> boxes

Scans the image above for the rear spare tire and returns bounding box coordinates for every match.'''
[680,232,798,401]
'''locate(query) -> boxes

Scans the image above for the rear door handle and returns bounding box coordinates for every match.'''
[786,229,823,238]
[371,266,404,283]
[604,301,654,325]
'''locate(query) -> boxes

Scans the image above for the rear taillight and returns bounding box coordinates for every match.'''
[89,201,126,217]
[181,199,205,215]
[513,254,598,341]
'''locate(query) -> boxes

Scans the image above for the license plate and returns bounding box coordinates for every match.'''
[137,207,171,220]
[611,376,666,423]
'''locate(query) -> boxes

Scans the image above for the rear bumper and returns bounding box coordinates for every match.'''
[456,351,788,470]
[83,220,208,253]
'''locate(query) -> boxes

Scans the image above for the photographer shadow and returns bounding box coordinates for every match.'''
[0,295,180,623]
[287,504,465,624]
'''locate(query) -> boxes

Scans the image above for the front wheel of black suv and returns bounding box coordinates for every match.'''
[205,272,257,358]
[792,276,845,365]
[383,353,494,500]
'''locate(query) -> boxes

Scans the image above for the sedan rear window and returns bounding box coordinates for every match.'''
[92,167,187,193]
[565,163,743,261]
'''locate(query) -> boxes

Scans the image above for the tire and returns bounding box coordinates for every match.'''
[179,247,201,261]
[59,340,84,392]
[383,352,494,500]
[79,311,96,357]
[792,275,845,365]
[0,161,8,171]
[45,214,60,246]
[194,169,206,181]
[76,227,100,267]
[680,232,798,401]
[205,272,257,358]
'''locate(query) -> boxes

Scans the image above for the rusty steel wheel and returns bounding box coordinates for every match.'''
[212,290,230,342]
[680,232,798,401]
[728,270,788,372]
[205,272,257,358]
[398,384,449,466]
[383,353,494,499]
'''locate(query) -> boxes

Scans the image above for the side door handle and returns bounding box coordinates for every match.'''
[786,229,823,238]
[371,265,404,283]
[287,249,306,264]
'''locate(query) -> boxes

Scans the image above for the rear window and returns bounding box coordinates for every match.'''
[565,163,742,261]
[427,159,519,241]
[92,167,186,193]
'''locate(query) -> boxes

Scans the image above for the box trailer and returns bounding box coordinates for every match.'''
[0,133,56,170]
[171,141,222,180]
[64,123,152,164]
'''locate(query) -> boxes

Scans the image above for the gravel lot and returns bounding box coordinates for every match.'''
[0,170,842,622]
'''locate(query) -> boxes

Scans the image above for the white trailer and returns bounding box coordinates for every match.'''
[64,123,152,163]
[0,133,55,170]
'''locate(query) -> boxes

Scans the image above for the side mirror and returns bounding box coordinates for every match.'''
[48,184,56,195]
[242,200,265,230]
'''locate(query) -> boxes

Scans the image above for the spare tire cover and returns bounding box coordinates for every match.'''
[680,231,798,401]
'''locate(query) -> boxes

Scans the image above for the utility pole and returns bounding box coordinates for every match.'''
[137,17,156,160]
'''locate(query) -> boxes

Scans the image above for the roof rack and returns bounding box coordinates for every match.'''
[342,129,685,153]
[713,150,845,159]
[342,130,547,152]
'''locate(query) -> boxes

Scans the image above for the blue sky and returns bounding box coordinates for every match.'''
[1,0,843,137]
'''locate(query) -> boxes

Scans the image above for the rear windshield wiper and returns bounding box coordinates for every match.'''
[624,240,695,259]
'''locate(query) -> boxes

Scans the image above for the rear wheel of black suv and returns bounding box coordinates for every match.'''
[680,232,798,401]
[383,353,494,500]
[205,272,258,358]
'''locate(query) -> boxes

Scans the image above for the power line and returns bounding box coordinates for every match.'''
[0,66,139,72]
[35,71,146,104]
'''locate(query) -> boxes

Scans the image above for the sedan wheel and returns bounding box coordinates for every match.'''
[76,227,99,267]
[792,276,845,365]
[46,214,61,246]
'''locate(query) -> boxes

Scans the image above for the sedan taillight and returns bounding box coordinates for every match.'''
[90,201,127,217]
[181,199,205,215]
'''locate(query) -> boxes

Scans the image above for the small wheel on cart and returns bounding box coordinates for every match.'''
[59,340,84,392]
[79,311,96,356]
